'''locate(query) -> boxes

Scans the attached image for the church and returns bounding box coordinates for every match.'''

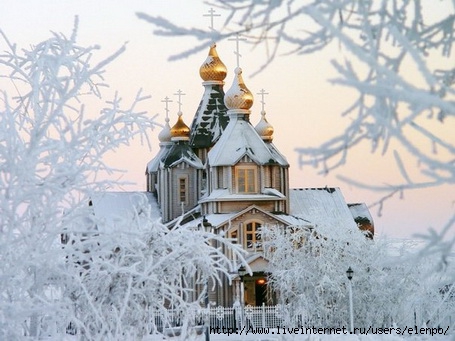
[92,42,374,307]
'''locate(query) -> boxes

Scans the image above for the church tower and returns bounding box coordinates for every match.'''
[189,44,229,164]
[145,109,172,194]
[157,111,203,223]
[201,66,290,216]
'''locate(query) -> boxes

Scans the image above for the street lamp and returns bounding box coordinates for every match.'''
[238,266,247,280]
[201,216,212,341]
[346,267,354,334]
[202,216,212,232]
[238,265,247,306]
[237,265,248,329]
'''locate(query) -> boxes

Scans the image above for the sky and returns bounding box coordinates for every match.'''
[2,0,454,240]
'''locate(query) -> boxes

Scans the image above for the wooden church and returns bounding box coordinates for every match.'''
[92,42,374,307]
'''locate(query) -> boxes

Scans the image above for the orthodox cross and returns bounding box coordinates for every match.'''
[173,89,186,113]
[203,7,221,32]
[161,96,173,118]
[257,89,269,112]
[228,33,247,68]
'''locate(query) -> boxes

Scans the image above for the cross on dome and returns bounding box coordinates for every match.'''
[257,89,269,112]
[173,89,186,113]
[161,96,173,119]
[228,33,247,68]
[203,7,221,32]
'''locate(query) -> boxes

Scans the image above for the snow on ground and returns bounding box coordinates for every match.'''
[42,329,455,341]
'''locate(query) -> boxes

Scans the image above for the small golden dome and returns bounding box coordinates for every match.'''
[170,112,190,140]
[255,111,274,141]
[158,117,172,143]
[224,67,253,110]
[199,44,227,82]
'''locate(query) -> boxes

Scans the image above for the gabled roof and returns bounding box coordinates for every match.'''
[189,83,229,148]
[160,141,203,169]
[207,116,288,166]
[289,187,358,229]
[206,205,306,230]
[146,143,172,173]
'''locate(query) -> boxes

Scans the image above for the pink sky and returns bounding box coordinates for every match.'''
[3,0,454,240]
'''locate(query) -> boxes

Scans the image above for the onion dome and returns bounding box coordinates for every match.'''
[199,44,227,82]
[158,116,172,143]
[224,67,253,110]
[170,112,190,141]
[255,110,274,142]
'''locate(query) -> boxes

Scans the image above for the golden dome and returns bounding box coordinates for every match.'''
[255,111,274,141]
[224,67,253,110]
[158,117,172,143]
[199,44,227,82]
[170,112,190,140]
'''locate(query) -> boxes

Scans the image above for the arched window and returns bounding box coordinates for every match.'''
[245,221,262,250]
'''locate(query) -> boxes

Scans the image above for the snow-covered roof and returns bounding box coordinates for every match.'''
[289,187,358,229]
[273,213,311,226]
[263,187,285,198]
[189,83,229,148]
[175,203,309,234]
[90,192,161,232]
[160,141,203,169]
[204,213,237,227]
[348,202,373,222]
[217,205,300,229]
[207,115,288,166]
[199,188,286,203]
[146,143,172,173]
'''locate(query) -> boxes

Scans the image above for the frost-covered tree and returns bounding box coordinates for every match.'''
[262,221,454,329]
[65,200,245,339]
[0,22,243,339]
[0,22,151,338]
[138,0,455,261]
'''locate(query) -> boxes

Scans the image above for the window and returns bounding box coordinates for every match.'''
[245,222,262,250]
[179,177,187,203]
[229,229,238,244]
[235,165,257,193]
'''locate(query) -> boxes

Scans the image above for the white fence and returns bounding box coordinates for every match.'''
[22,303,455,337]
[153,303,455,334]
[153,304,300,333]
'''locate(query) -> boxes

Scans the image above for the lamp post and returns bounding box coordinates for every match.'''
[238,265,247,306]
[202,217,212,341]
[204,282,210,341]
[238,265,247,328]
[346,267,354,334]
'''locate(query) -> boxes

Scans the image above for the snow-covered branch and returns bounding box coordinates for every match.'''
[0,23,243,338]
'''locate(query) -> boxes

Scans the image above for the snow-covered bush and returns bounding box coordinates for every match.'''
[262,221,453,329]
[0,22,243,339]
[64,201,245,339]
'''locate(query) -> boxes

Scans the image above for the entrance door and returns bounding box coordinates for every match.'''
[255,278,267,306]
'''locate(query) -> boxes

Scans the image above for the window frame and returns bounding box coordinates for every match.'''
[244,221,262,250]
[235,164,258,194]
[178,176,188,204]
